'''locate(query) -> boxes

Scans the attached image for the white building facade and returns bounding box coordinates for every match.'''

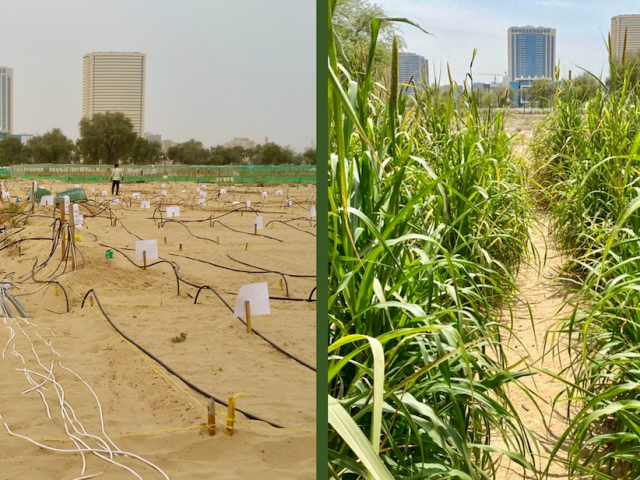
[83,52,146,135]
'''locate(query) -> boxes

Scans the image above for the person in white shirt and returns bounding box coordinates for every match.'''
[111,164,123,195]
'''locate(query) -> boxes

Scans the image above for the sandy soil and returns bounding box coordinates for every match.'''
[494,216,573,479]
[0,179,316,479]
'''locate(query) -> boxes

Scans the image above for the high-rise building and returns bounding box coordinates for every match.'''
[83,52,146,135]
[507,27,556,82]
[224,137,256,149]
[399,53,429,94]
[0,67,13,134]
[611,15,640,61]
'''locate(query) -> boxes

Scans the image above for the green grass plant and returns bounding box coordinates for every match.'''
[328,2,538,478]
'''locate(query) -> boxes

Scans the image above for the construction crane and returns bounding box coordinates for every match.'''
[477,72,507,84]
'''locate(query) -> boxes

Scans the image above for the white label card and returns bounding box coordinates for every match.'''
[40,195,54,206]
[166,206,180,218]
[220,188,227,194]
[262,191,268,197]
[132,193,141,199]
[197,198,206,205]
[161,190,167,196]
[276,189,283,195]
[101,190,107,196]
[200,191,207,197]
[111,198,120,205]
[254,216,263,230]
[246,200,251,208]
[90,188,96,193]
[63,196,70,214]
[135,240,159,261]
[75,184,80,188]
[233,283,270,317]
[161,183,166,188]
[310,206,316,218]
[140,201,150,209]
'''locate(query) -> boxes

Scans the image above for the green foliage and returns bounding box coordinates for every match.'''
[533,59,640,479]
[24,128,75,164]
[130,137,163,165]
[332,0,405,79]
[0,137,23,166]
[77,112,137,164]
[329,2,536,478]
[167,139,209,165]
[477,84,515,108]
[528,79,556,107]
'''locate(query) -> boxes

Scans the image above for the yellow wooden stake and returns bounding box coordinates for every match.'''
[164,236,167,244]
[225,396,236,436]
[179,243,183,252]
[245,301,252,334]
[279,278,284,290]
[216,236,220,244]
[245,242,248,250]
[254,225,257,235]
[143,250,147,269]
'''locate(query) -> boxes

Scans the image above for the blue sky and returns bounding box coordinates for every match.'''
[375,0,639,84]
[1,0,315,151]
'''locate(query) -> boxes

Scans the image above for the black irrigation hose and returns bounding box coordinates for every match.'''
[80,289,283,429]
[263,219,316,237]
[104,245,315,371]
[192,285,316,372]
[100,244,181,295]
[226,255,315,279]
[210,220,284,242]
[30,257,71,313]
[308,286,316,301]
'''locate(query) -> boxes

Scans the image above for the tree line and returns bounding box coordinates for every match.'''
[0,111,315,166]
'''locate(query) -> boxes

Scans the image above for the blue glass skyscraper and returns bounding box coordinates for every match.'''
[399,53,429,94]
[507,27,556,82]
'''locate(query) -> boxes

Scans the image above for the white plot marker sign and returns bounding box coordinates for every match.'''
[73,204,84,228]
[40,195,54,206]
[135,240,159,261]
[101,190,107,196]
[62,196,70,214]
[310,205,316,218]
[132,192,141,199]
[234,283,270,317]
[261,191,268,198]
[200,191,207,198]
[1,191,9,200]
[161,190,167,196]
[161,183,166,188]
[166,206,180,218]
[276,189,283,196]
[111,198,120,205]
[246,200,251,208]
[220,188,227,194]
[197,198,206,205]
[140,201,151,209]
[254,216,263,230]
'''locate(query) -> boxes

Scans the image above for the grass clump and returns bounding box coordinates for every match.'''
[171,332,188,343]
[532,44,640,479]
[328,2,537,478]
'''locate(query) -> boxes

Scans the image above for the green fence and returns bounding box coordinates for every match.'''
[8,164,316,184]
[0,167,9,179]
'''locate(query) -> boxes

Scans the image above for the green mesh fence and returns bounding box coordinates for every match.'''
[0,167,9,179]
[8,164,316,184]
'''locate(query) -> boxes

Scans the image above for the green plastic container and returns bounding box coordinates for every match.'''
[28,187,52,202]
[54,188,88,204]
[105,250,113,259]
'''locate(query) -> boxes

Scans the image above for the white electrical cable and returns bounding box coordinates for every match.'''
[2,319,171,479]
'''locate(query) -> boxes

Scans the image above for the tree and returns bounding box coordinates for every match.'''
[0,137,23,165]
[332,0,405,77]
[166,139,209,165]
[77,112,137,164]
[252,142,295,165]
[529,79,556,107]
[24,128,75,164]
[130,137,163,164]
[301,148,316,165]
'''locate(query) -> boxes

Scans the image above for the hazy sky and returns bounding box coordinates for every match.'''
[376,0,639,84]
[3,0,316,151]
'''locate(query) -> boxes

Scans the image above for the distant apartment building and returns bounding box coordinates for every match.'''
[399,53,429,94]
[145,132,161,142]
[83,52,146,135]
[611,15,640,61]
[161,139,177,153]
[224,137,256,149]
[508,26,556,82]
[0,67,13,133]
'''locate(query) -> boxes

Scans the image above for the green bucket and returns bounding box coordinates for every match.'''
[105,250,113,259]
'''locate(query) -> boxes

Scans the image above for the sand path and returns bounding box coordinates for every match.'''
[495,214,573,480]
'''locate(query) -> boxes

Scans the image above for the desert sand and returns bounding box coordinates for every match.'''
[0,178,316,479]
